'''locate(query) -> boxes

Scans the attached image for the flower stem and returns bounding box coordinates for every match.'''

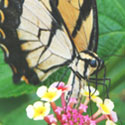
[95,114,107,123]
[61,93,66,108]
[91,109,101,119]
[50,102,62,122]
[44,116,50,124]
[51,102,57,111]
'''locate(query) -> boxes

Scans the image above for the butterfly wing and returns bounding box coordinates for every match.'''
[56,0,99,98]
[0,0,75,84]
[57,0,98,52]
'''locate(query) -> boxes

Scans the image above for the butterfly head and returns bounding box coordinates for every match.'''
[70,50,104,80]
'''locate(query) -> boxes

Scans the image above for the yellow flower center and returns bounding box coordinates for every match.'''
[84,91,89,96]
[43,92,57,101]
[100,104,110,114]
[34,106,46,118]
[84,91,96,99]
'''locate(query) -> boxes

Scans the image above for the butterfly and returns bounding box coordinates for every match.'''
[0,0,105,97]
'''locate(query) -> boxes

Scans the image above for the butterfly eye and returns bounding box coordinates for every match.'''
[89,60,97,67]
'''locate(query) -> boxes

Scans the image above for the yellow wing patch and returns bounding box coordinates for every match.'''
[67,0,84,9]
[57,0,93,52]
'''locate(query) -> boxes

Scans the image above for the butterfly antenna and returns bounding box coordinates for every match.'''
[91,71,98,97]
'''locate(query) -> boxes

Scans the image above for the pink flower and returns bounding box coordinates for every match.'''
[90,120,96,125]
[62,114,68,122]
[46,114,57,123]
[26,82,118,125]
[63,123,69,125]
[66,111,71,119]
[69,120,73,125]
[55,107,63,115]
[69,97,77,104]
[68,98,77,108]
[66,106,72,112]
[79,104,88,113]
[50,82,70,92]
[84,115,90,122]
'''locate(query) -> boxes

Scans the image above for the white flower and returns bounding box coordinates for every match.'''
[36,86,47,98]
[81,86,99,100]
[26,101,50,120]
[97,98,114,114]
[110,111,118,122]
[93,96,103,103]
[26,105,34,119]
[36,86,62,102]
[106,119,117,125]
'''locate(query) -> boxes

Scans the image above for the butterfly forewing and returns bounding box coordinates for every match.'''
[57,0,98,52]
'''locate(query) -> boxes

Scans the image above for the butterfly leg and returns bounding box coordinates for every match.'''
[87,79,110,99]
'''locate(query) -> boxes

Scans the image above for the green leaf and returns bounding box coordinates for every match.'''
[0,94,46,125]
[97,0,125,60]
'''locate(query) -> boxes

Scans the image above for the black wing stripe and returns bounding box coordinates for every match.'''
[88,0,98,52]
[72,0,92,37]
[0,0,24,28]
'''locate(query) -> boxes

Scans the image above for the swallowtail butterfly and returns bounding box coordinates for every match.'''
[0,0,104,97]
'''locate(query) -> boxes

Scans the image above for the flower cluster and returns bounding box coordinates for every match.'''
[54,99,95,125]
[26,82,118,125]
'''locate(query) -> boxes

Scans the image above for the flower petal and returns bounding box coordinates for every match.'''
[44,102,51,116]
[110,111,118,122]
[26,101,50,121]
[50,81,65,88]
[95,97,103,106]
[41,87,62,102]
[26,105,34,119]
[104,99,114,111]
[47,114,57,123]
[36,86,47,98]
[81,86,99,98]
[106,120,116,125]
[34,115,44,120]
[33,101,43,108]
